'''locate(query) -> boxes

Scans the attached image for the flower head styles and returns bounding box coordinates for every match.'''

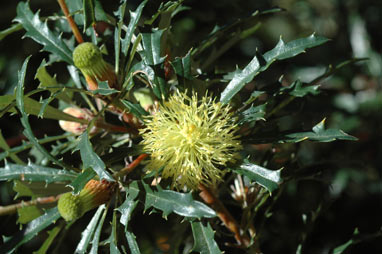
[58,179,116,221]
[73,42,117,90]
[140,91,242,190]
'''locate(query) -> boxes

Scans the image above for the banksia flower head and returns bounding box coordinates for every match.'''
[59,107,94,135]
[140,91,242,190]
[73,42,117,90]
[58,179,116,221]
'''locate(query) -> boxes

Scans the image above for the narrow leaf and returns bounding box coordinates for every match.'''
[0,162,77,183]
[77,131,114,181]
[220,34,329,104]
[83,0,96,31]
[75,205,105,254]
[121,0,148,56]
[141,182,216,218]
[283,119,358,143]
[235,162,282,193]
[117,182,140,227]
[125,231,141,254]
[279,80,320,97]
[15,57,70,169]
[238,103,266,125]
[191,221,222,254]
[14,2,73,64]
[33,224,62,254]
[89,204,108,254]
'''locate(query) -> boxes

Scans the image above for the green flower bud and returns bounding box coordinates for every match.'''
[58,179,116,221]
[73,42,117,90]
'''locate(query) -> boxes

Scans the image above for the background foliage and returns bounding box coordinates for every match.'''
[0,0,381,253]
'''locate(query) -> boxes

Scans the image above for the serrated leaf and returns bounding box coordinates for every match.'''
[75,205,105,254]
[33,224,62,254]
[0,162,77,183]
[0,133,73,162]
[263,34,329,62]
[0,208,60,253]
[125,231,141,254]
[83,0,96,31]
[121,100,149,122]
[0,130,23,164]
[16,57,77,170]
[171,50,193,86]
[121,0,147,57]
[91,81,119,95]
[117,182,140,227]
[235,162,282,193]
[77,131,114,181]
[14,2,73,64]
[279,80,320,97]
[191,221,222,254]
[17,206,42,224]
[238,103,266,125]
[67,168,96,194]
[140,29,168,99]
[109,210,121,254]
[220,34,329,104]
[141,182,216,218]
[14,181,70,199]
[283,119,358,143]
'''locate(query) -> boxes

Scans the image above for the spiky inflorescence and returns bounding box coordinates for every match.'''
[140,91,242,190]
[73,42,117,89]
[58,179,116,221]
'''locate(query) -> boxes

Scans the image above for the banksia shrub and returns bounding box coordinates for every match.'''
[1,1,374,254]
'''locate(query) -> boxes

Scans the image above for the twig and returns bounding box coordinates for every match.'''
[0,196,59,216]
[57,0,84,44]
[113,154,149,178]
[198,184,250,247]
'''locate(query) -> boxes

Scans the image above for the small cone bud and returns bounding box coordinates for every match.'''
[57,179,116,221]
[73,42,117,90]
[59,107,93,135]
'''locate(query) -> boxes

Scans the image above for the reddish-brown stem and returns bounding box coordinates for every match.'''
[114,154,149,178]
[95,121,138,135]
[57,0,84,44]
[199,184,250,247]
[0,196,59,216]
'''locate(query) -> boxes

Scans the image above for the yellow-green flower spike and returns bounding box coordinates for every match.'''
[140,91,243,190]
[73,42,117,90]
[57,179,116,221]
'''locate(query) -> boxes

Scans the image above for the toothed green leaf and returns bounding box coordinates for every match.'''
[191,221,222,254]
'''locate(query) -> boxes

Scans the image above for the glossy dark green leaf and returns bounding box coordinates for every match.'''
[14,2,73,64]
[235,162,282,193]
[0,208,60,253]
[0,162,77,183]
[121,0,148,57]
[121,100,149,122]
[75,205,105,254]
[91,81,119,95]
[140,30,168,99]
[191,221,222,254]
[67,168,96,195]
[83,0,96,31]
[76,131,114,181]
[109,210,121,254]
[117,181,140,227]
[279,80,320,97]
[141,182,216,218]
[171,50,193,85]
[283,119,358,143]
[0,23,23,41]
[238,103,266,125]
[220,34,329,104]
